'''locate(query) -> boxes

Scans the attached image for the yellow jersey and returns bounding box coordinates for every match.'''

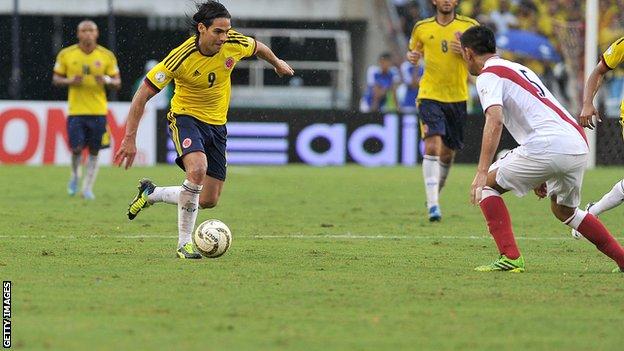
[408,15,478,102]
[602,37,624,118]
[53,44,119,116]
[145,30,257,125]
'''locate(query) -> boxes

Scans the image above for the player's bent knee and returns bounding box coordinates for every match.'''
[551,203,575,222]
[186,167,207,184]
[199,198,218,209]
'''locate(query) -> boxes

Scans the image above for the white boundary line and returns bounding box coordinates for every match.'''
[0,234,579,241]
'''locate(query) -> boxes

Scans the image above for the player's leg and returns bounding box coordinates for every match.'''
[176,150,207,258]
[586,179,624,216]
[198,124,227,209]
[199,176,224,209]
[418,99,446,221]
[474,169,525,272]
[438,101,467,191]
[474,149,550,272]
[551,155,624,271]
[66,116,86,196]
[127,114,193,219]
[438,144,454,191]
[571,179,624,239]
[556,201,624,272]
[422,135,442,220]
[81,116,107,200]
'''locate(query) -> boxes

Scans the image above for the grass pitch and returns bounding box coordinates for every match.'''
[1,164,623,350]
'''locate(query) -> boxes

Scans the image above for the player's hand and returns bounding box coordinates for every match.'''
[579,103,601,130]
[470,171,487,205]
[113,136,137,170]
[95,75,112,86]
[533,183,547,199]
[70,76,83,86]
[451,31,463,54]
[406,50,421,64]
[450,40,462,54]
[274,59,294,77]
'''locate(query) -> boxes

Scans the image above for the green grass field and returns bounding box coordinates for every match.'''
[2,164,623,350]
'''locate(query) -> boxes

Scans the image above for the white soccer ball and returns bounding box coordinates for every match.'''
[193,219,232,258]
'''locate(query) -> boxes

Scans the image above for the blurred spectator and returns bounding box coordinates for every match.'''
[488,0,518,34]
[398,60,424,113]
[516,1,539,32]
[359,53,401,113]
[403,2,422,37]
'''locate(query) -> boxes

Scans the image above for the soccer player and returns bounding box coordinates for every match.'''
[406,0,478,221]
[53,20,121,200]
[113,1,294,259]
[460,25,624,272]
[570,36,624,239]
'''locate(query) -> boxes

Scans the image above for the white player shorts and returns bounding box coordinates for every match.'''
[488,147,588,208]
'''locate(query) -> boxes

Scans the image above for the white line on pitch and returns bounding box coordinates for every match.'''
[251,234,570,241]
[0,234,579,241]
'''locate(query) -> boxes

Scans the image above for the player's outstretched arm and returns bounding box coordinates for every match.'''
[113,82,156,169]
[471,105,504,205]
[580,60,610,129]
[255,41,294,77]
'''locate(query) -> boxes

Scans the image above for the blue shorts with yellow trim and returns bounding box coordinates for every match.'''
[418,99,467,151]
[166,113,227,181]
[66,115,107,152]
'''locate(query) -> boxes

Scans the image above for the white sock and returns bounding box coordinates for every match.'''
[82,154,99,193]
[590,180,624,216]
[422,155,440,208]
[177,180,203,248]
[563,208,588,230]
[71,153,81,179]
[148,186,180,205]
[438,160,451,191]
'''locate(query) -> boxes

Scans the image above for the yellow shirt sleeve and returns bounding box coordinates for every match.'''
[603,37,624,69]
[408,24,422,52]
[145,61,175,92]
[53,50,67,76]
[227,30,257,59]
[105,52,120,76]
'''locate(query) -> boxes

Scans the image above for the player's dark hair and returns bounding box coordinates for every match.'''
[460,25,497,55]
[192,1,231,33]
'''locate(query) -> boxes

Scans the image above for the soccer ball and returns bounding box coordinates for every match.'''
[193,219,232,258]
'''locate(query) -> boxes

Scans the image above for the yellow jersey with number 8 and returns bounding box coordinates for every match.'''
[408,15,478,103]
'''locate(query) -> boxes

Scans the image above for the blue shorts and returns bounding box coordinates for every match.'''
[166,113,227,181]
[66,115,107,152]
[418,99,467,150]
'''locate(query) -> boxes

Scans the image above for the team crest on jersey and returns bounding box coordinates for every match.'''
[94,60,102,68]
[225,57,235,70]
[155,71,167,83]
[182,138,192,148]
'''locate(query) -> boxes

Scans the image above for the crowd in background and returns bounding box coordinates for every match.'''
[363,0,624,116]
